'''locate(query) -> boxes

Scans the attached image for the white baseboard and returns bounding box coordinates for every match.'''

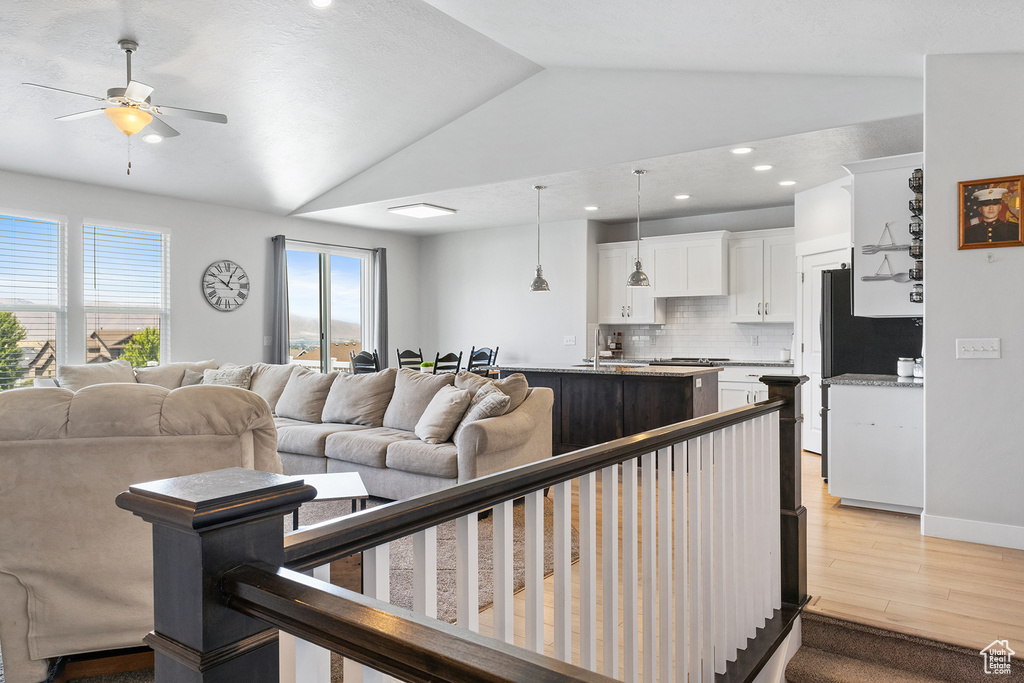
[922,513,1024,550]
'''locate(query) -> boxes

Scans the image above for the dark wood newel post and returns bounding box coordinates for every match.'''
[760,375,808,607]
[116,467,316,682]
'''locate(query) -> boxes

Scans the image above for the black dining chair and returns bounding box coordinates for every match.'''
[396,348,424,371]
[466,346,499,375]
[350,349,380,374]
[432,351,463,374]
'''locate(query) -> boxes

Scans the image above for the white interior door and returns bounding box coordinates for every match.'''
[800,248,849,453]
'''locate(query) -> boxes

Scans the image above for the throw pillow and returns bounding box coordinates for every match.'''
[181,369,204,386]
[275,370,339,423]
[453,384,512,441]
[249,362,302,413]
[202,365,253,389]
[322,367,397,427]
[414,385,471,444]
[134,360,219,389]
[382,368,456,432]
[56,359,137,392]
[454,371,529,413]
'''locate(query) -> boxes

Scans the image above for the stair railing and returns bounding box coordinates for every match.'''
[117,375,806,683]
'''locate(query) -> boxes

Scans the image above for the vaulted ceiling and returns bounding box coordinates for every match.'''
[3,1,1022,234]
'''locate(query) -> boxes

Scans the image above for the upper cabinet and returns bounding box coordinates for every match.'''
[842,153,922,318]
[597,242,666,324]
[648,232,729,298]
[728,228,796,323]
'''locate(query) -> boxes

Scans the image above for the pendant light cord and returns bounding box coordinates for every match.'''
[634,170,645,261]
[534,185,545,267]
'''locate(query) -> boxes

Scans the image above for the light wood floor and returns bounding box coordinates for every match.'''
[802,450,1024,653]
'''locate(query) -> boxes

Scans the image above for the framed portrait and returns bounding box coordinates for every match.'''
[958,175,1024,249]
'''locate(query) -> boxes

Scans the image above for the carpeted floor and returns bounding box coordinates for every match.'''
[1,495,576,683]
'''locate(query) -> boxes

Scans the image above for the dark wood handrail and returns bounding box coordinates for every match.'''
[284,398,785,572]
[223,562,618,683]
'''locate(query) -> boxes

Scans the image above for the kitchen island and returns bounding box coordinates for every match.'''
[498,363,721,454]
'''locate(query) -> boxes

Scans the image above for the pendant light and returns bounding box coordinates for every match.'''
[626,169,650,287]
[530,185,551,292]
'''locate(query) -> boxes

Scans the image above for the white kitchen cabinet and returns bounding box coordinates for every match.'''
[727,228,795,323]
[648,232,729,298]
[717,365,791,410]
[842,152,922,318]
[826,383,923,513]
[597,242,665,324]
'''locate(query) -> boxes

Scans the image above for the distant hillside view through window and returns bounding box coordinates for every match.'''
[287,248,367,372]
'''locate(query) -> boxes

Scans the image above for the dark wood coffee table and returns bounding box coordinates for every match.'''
[286,472,369,529]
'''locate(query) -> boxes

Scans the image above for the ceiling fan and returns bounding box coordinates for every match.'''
[23,39,227,140]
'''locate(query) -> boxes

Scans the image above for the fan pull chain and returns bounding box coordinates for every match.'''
[127,135,132,175]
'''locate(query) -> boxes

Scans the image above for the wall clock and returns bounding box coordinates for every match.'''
[202,260,250,311]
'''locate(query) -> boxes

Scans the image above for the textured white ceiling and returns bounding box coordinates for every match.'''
[0,1,1015,230]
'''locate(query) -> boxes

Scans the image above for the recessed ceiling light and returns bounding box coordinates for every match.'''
[387,203,457,218]
[754,164,773,171]
[731,147,753,154]
[310,0,332,7]
[778,180,797,186]
[142,133,163,144]
[584,206,599,211]
[674,194,691,200]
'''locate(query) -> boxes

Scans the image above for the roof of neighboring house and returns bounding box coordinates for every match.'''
[293,342,361,362]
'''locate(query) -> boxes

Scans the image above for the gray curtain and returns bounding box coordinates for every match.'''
[271,235,290,364]
[373,247,389,368]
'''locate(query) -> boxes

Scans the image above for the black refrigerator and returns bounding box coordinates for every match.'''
[819,267,922,480]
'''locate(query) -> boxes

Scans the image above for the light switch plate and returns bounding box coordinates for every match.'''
[563,335,576,346]
[956,337,1000,359]
[264,336,272,347]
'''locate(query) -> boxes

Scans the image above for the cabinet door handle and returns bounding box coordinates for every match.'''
[621,306,625,317]
[757,303,761,315]
[627,305,631,317]
[765,302,769,315]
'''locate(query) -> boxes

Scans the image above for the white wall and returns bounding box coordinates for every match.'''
[922,55,1024,548]
[794,176,852,246]
[419,219,592,366]
[0,170,421,367]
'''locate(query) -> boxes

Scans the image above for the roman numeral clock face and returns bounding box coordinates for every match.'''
[202,260,249,311]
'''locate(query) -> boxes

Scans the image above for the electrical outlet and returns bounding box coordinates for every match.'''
[264,336,272,347]
[563,335,576,346]
[696,377,702,389]
[750,335,759,346]
[956,337,1000,359]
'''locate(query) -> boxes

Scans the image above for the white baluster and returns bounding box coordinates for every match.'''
[456,512,479,632]
[280,562,331,683]
[356,543,391,683]
[700,433,715,683]
[713,428,727,675]
[493,500,514,643]
[602,464,619,679]
[743,419,758,640]
[687,437,701,683]
[622,458,640,683]
[722,425,740,665]
[525,490,545,653]
[674,440,688,683]
[657,447,673,683]
[553,480,573,662]
[641,452,656,683]
[579,472,598,672]
[759,416,773,622]
[413,527,437,619]
[770,413,782,611]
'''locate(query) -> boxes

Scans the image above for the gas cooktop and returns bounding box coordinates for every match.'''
[649,357,730,367]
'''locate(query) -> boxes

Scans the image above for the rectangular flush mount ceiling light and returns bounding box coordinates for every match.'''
[386,203,457,218]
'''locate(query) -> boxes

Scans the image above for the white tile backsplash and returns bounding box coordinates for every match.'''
[605,296,794,361]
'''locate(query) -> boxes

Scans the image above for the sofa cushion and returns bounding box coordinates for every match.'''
[277,422,371,457]
[386,440,459,479]
[134,360,219,389]
[181,369,204,386]
[276,370,338,423]
[414,385,470,444]
[322,367,397,427]
[202,365,253,388]
[453,384,512,441]
[324,427,419,469]
[455,371,529,413]
[382,368,456,432]
[0,387,73,440]
[66,383,167,437]
[57,359,136,392]
[250,363,302,413]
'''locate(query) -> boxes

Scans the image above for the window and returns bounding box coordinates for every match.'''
[83,224,168,366]
[286,243,373,373]
[0,213,64,390]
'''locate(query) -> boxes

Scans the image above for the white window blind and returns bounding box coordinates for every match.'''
[0,213,63,390]
[83,224,168,366]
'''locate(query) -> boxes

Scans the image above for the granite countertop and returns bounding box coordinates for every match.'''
[625,358,795,368]
[496,363,722,377]
[823,373,924,388]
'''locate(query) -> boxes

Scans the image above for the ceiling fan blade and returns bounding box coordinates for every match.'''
[145,115,180,138]
[124,80,154,102]
[150,104,227,124]
[23,82,106,101]
[54,108,110,121]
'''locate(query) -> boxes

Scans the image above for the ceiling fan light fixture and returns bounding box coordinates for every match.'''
[105,106,152,136]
